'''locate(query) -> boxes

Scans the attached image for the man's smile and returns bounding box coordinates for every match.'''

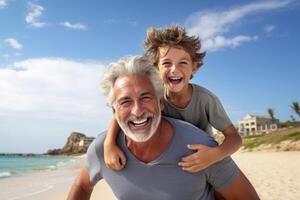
[128,117,151,129]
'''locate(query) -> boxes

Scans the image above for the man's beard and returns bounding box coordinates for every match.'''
[116,111,161,143]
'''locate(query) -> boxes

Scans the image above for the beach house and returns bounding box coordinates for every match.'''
[238,114,280,136]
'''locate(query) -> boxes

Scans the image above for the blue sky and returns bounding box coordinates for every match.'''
[0,0,299,153]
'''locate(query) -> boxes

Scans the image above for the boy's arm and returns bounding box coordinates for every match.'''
[67,168,95,200]
[217,124,242,159]
[179,124,242,173]
[104,118,127,170]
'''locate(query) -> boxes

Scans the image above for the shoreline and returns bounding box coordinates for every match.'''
[0,154,79,180]
[0,156,84,200]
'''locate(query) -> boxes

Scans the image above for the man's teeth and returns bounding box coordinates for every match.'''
[132,119,148,126]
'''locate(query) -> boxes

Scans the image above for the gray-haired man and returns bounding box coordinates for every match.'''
[68,55,259,200]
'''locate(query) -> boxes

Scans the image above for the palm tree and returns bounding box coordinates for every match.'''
[290,101,300,118]
[267,108,275,122]
[290,115,296,122]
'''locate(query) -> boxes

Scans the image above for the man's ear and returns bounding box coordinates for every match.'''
[112,107,116,114]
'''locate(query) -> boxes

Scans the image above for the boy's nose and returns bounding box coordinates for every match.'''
[170,64,178,72]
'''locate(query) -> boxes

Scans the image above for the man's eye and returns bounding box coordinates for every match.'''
[141,96,152,102]
[120,101,131,107]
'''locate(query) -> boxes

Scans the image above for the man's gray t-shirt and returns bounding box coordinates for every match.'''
[86,117,238,200]
[162,84,232,134]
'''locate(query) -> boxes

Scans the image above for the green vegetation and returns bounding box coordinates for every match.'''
[291,101,300,118]
[242,131,300,150]
[280,121,300,128]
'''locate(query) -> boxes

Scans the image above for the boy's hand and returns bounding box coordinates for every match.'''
[178,144,222,173]
[104,143,127,171]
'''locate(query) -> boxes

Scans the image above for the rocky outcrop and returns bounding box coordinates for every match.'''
[47,132,94,155]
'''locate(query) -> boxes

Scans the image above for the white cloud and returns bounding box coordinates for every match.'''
[185,0,293,51]
[204,35,258,51]
[4,38,23,49]
[61,21,87,30]
[0,0,7,9]
[25,2,46,28]
[0,58,108,117]
[264,24,275,32]
[0,58,113,153]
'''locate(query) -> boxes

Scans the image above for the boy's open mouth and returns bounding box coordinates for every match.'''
[168,76,183,84]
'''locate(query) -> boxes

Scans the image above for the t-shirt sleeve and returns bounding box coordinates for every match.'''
[206,95,232,131]
[205,157,238,191]
[86,135,104,184]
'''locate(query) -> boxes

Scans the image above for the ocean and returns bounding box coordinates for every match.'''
[0,154,75,179]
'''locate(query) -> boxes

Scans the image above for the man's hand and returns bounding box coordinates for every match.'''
[67,168,95,200]
[104,142,127,171]
[178,144,222,173]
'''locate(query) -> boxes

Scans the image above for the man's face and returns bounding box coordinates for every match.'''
[113,74,162,142]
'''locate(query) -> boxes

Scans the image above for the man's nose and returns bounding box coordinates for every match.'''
[131,101,144,117]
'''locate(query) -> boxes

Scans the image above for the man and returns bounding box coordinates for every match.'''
[68,55,259,200]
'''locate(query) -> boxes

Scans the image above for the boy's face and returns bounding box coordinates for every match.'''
[157,46,197,93]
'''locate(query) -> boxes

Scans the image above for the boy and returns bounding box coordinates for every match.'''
[104,25,242,172]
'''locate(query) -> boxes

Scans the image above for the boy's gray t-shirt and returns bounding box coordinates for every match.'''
[162,84,232,134]
[86,117,238,200]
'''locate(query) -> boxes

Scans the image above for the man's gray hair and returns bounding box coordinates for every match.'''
[101,55,165,107]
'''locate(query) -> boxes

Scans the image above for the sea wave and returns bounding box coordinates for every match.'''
[47,165,57,170]
[56,161,67,167]
[0,171,12,178]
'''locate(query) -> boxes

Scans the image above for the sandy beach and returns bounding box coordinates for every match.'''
[232,151,300,200]
[1,151,299,200]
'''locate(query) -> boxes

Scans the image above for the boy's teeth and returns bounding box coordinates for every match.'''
[169,77,182,80]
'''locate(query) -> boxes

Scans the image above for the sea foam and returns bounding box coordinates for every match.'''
[0,171,12,178]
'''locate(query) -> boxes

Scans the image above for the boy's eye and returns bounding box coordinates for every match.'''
[180,61,188,65]
[162,61,171,66]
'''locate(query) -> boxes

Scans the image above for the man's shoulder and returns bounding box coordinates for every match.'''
[164,117,218,147]
[87,131,107,157]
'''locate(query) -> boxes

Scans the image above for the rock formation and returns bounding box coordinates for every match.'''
[47,132,94,155]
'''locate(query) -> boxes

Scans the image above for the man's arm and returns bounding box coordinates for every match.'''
[217,170,260,200]
[67,168,95,200]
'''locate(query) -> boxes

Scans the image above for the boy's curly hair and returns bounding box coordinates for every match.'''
[144,25,206,70]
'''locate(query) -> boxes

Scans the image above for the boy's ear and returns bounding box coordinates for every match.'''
[192,62,199,75]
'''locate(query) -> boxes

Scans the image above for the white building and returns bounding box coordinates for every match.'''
[79,137,95,147]
[238,114,280,136]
